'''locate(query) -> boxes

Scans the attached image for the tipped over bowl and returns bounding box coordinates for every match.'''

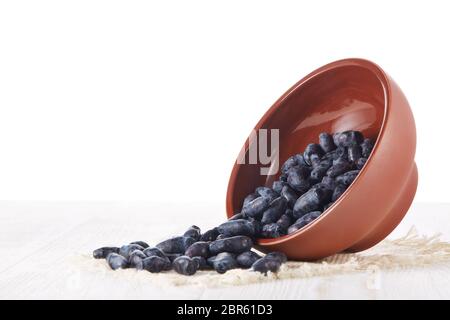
[226,58,418,260]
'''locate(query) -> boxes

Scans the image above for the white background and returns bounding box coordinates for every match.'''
[0,1,448,203]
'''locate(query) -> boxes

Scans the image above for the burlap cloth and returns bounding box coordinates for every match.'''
[75,227,450,287]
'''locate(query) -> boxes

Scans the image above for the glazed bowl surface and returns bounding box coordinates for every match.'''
[226,58,418,260]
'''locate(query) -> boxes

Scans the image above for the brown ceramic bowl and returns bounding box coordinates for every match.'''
[226,58,418,260]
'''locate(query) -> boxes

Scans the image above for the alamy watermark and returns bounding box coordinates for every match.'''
[237,129,280,176]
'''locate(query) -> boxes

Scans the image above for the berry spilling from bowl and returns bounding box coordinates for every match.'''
[238,130,373,238]
[94,57,418,272]
[94,232,286,276]
[93,130,373,276]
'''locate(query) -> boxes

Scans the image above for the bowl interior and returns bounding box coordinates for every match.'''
[228,64,386,216]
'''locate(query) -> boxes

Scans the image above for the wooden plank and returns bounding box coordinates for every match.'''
[0,202,448,299]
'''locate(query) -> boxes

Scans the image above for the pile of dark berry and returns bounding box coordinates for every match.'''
[94,229,285,275]
[239,130,374,237]
[93,131,373,276]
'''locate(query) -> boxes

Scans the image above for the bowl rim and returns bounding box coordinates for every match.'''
[225,58,393,245]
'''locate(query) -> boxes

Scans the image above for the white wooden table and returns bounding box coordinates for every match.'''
[0,201,449,299]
